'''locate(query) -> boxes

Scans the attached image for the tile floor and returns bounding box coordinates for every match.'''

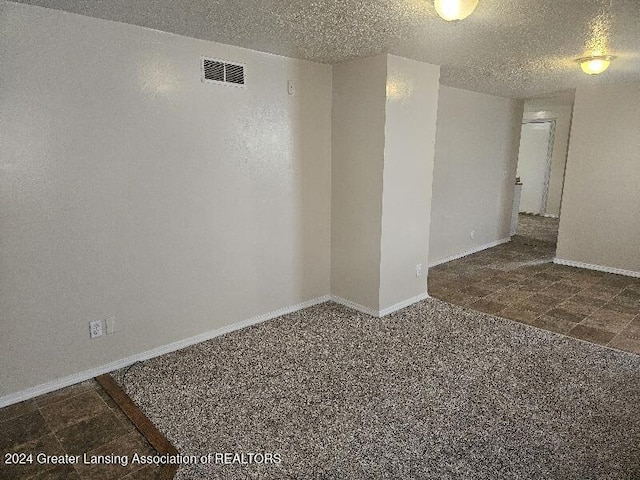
[428,215,640,355]
[512,212,560,247]
[0,380,161,480]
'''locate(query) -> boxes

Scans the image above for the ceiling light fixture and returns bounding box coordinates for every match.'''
[434,0,479,21]
[576,55,616,75]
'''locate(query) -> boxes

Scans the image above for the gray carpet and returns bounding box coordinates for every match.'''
[116,299,640,480]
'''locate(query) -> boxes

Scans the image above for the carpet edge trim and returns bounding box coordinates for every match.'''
[96,373,179,479]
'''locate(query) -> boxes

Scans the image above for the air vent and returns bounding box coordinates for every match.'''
[202,57,245,87]
[203,59,224,82]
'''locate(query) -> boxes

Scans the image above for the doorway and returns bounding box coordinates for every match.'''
[511,119,561,249]
[516,120,555,215]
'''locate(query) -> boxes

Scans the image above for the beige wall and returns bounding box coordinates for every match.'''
[523,98,574,217]
[0,2,332,397]
[379,55,440,310]
[429,86,524,265]
[331,54,440,313]
[330,55,388,312]
[556,82,640,274]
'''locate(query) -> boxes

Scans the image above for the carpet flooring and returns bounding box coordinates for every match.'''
[116,299,640,480]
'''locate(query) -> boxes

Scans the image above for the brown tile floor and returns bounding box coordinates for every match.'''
[0,380,162,480]
[429,215,640,355]
[513,212,560,247]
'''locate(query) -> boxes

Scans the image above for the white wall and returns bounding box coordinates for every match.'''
[556,82,640,274]
[330,55,387,312]
[0,2,332,397]
[523,98,574,217]
[429,86,524,265]
[379,55,440,310]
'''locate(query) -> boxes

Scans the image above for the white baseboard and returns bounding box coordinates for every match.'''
[378,292,430,317]
[429,237,511,267]
[330,292,429,318]
[330,295,379,317]
[0,295,331,408]
[554,258,640,278]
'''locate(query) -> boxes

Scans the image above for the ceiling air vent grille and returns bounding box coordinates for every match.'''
[202,58,245,87]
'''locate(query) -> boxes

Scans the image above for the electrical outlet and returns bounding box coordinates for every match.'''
[416,263,424,277]
[89,320,103,339]
[470,230,476,239]
[105,317,116,335]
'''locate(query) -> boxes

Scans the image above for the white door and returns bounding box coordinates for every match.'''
[516,121,554,215]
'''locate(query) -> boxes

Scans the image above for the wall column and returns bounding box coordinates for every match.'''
[331,54,440,315]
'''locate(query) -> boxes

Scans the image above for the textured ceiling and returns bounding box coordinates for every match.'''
[9,0,640,98]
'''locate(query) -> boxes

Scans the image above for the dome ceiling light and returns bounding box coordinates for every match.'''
[576,55,616,75]
[434,0,479,21]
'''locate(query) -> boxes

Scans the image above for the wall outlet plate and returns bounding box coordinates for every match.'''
[416,263,424,277]
[89,320,103,339]
[105,317,116,335]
